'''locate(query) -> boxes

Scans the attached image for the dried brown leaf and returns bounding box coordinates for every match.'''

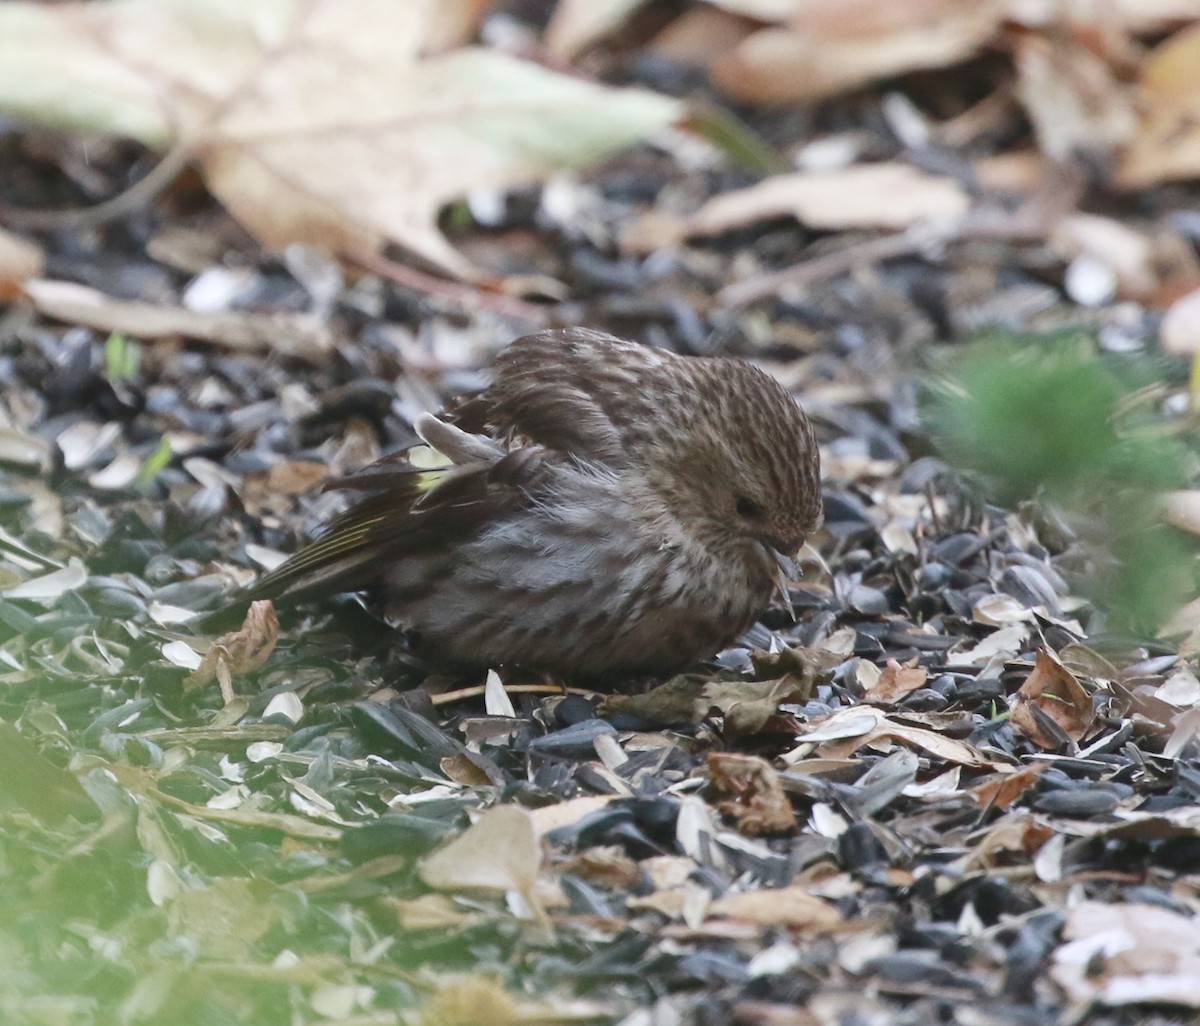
[711,0,1003,103]
[708,752,797,835]
[0,0,681,280]
[0,228,44,294]
[864,658,928,705]
[23,279,333,360]
[708,885,842,929]
[600,674,809,733]
[1120,23,1200,187]
[1014,32,1136,163]
[970,762,1047,811]
[686,164,970,236]
[186,599,279,692]
[1010,648,1095,749]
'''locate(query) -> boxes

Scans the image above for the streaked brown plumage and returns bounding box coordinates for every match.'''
[223,329,822,681]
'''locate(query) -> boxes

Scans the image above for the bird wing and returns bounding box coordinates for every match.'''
[210,420,544,621]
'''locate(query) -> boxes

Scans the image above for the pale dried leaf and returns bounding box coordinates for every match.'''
[686,164,970,235]
[24,279,333,360]
[712,0,1003,103]
[0,0,681,280]
[708,886,842,928]
[1014,33,1136,163]
[704,0,800,19]
[1007,0,1200,33]
[798,706,1007,768]
[1156,668,1200,708]
[1052,902,1200,1007]
[953,624,1028,665]
[545,0,648,61]
[0,228,44,287]
[484,669,516,717]
[1120,24,1200,187]
[419,805,541,895]
[1161,287,1200,356]
[528,795,616,838]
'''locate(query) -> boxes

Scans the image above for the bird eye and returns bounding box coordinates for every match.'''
[735,495,763,519]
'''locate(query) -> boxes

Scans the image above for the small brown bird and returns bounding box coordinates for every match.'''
[227,329,821,681]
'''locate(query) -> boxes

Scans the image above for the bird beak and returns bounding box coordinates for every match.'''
[769,545,797,618]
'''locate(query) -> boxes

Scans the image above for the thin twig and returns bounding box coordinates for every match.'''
[429,682,595,707]
[0,140,196,231]
[718,230,933,308]
[717,165,1085,309]
[0,0,324,232]
[346,246,551,324]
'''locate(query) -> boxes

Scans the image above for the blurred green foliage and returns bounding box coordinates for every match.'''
[926,333,1197,632]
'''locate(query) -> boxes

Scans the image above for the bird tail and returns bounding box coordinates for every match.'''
[194,415,498,633]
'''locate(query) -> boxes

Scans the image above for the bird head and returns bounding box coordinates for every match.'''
[636,356,822,567]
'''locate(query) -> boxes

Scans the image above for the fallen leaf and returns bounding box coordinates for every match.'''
[1156,668,1200,708]
[1052,901,1200,1007]
[1008,0,1200,34]
[1160,595,1200,656]
[419,804,541,896]
[708,752,797,835]
[0,0,681,280]
[647,4,758,69]
[265,460,331,498]
[685,164,970,236]
[0,228,44,295]
[711,0,1003,103]
[952,624,1028,665]
[970,762,1047,811]
[1013,32,1136,163]
[708,885,842,928]
[187,600,279,693]
[385,893,477,932]
[600,674,810,733]
[23,278,333,361]
[557,847,642,891]
[794,706,1008,769]
[1010,648,1095,749]
[1120,23,1200,187]
[864,658,928,705]
[545,0,647,61]
[528,795,617,838]
[1160,288,1200,357]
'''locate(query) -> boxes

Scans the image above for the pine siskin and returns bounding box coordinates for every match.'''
[223,328,822,681]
